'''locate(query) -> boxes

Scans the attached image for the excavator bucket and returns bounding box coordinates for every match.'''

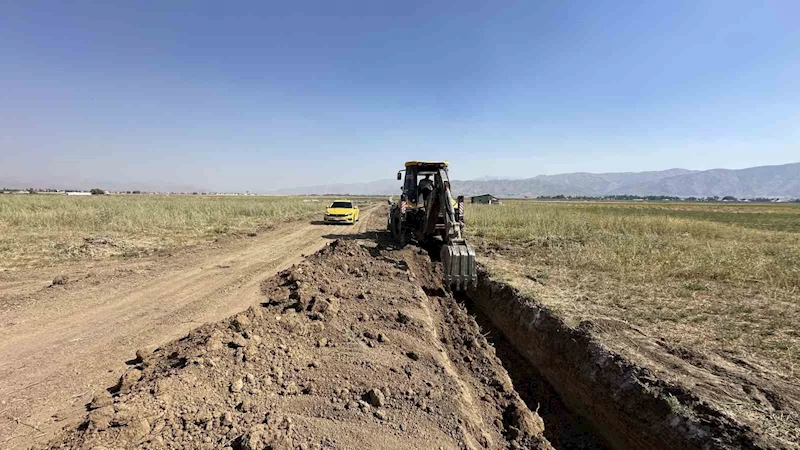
[441,242,477,291]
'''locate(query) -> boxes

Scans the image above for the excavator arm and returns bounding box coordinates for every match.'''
[423,169,477,291]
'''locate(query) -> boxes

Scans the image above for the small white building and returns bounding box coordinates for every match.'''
[65,192,92,196]
[470,194,501,205]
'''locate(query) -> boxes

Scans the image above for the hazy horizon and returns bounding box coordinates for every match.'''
[2,1,799,192]
[4,161,798,195]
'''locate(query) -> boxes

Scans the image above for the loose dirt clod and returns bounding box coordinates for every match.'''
[133,348,149,364]
[366,388,385,407]
[86,405,114,431]
[229,334,247,348]
[112,369,142,394]
[231,314,251,332]
[87,391,113,411]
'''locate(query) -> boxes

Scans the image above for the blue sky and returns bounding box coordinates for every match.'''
[1,0,798,192]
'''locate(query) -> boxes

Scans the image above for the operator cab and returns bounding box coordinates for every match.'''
[397,161,449,206]
[389,160,475,291]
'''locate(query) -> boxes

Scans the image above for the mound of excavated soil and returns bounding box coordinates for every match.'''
[47,240,552,450]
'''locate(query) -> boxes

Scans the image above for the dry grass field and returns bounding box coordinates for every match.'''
[468,200,800,371]
[0,195,326,268]
[467,200,800,444]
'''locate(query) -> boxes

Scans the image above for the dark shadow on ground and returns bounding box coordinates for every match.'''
[321,229,417,262]
[322,226,449,263]
[321,228,395,246]
[321,231,375,241]
[455,293,611,450]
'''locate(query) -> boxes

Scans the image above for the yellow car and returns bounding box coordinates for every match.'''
[324,200,359,224]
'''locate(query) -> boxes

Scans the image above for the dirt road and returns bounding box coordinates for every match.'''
[0,208,376,449]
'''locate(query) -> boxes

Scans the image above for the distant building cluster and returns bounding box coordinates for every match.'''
[0,188,105,196]
[0,187,261,196]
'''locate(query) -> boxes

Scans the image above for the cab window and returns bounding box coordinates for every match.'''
[330,201,353,208]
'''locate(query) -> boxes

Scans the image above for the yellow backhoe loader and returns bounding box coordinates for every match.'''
[388,161,476,291]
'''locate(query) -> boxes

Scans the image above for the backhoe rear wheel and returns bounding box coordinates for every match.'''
[391,215,407,248]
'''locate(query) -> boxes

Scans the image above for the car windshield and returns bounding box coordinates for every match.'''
[330,202,352,208]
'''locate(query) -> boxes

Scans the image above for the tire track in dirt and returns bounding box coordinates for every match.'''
[0,208,375,449]
[411,283,485,450]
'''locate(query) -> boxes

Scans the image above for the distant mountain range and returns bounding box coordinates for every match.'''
[5,162,798,198]
[271,162,800,198]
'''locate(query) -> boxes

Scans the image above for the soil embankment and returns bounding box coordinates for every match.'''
[0,210,375,449]
[48,239,553,449]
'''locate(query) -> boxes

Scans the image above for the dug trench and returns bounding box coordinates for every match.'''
[43,223,766,450]
[461,270,772,450]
